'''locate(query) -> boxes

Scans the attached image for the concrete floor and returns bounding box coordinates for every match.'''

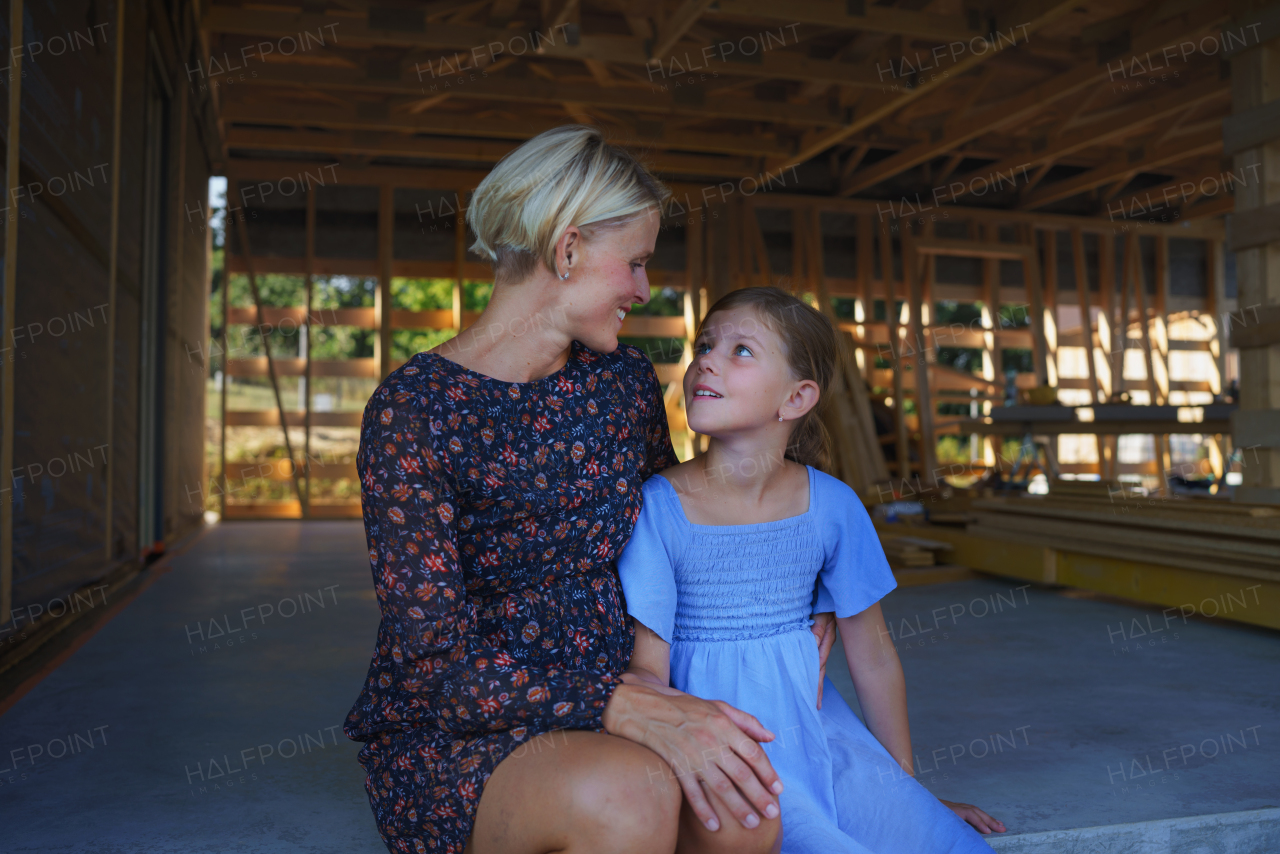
[0,521,1276,852]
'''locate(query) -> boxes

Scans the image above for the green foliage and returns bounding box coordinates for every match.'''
[1001,348,1034,374]
[936,346,983,374]
[631,286,684,316]
[934,300,984,326]
[999,303,1031,328]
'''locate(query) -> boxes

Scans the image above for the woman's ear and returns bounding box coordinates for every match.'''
[555,225,582,277]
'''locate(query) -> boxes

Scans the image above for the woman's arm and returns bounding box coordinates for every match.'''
[352,383,619,738]
[623,618,675,692]
[810,612,836,708]
[837,602,912,774]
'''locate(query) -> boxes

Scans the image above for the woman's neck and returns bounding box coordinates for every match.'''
[432,283,573,383]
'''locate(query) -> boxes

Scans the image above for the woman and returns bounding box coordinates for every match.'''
[344,125,799,854]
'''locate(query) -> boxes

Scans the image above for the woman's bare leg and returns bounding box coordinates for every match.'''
[676,779,781,854]
[465,729,778,854]
[465,729,680,854]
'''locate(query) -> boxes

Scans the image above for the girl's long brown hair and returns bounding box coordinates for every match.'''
[695,287,838,471]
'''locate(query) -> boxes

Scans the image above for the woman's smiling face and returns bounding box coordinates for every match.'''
[684,306,798,437]
[559,208,660,354]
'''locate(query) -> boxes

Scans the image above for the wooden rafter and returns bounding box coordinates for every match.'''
[202,6,886,88]
[1020,127,1221,209]
[944,77,1226,203]
[219,99,792,159]
[237,62,845,126]
[707,0,978,43]
[836,2,1229,196]
[650,0,715,60]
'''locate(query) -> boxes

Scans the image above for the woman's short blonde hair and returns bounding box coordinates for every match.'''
[466,125,670,284]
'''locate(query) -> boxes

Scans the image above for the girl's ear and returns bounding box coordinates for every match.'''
[782,379,820,421]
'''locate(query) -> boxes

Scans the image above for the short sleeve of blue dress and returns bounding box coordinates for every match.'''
[811,469,897,617]
[616,475,680,644]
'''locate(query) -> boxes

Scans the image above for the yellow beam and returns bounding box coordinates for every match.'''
[889,525,1280,631]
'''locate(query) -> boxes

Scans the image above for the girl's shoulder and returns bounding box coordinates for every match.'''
[807,467,876,534]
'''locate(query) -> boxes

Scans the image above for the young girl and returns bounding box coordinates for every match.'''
[618,287,1004,853]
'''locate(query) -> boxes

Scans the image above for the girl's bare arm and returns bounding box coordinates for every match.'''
[837,603,912,773]
[839,603,1006,834]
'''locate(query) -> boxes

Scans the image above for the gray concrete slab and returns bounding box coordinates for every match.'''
[0,522,386,854]
[1,521,1276,852]
[827,575,1280,841]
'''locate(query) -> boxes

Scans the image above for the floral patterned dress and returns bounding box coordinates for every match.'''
[344,339,679,853]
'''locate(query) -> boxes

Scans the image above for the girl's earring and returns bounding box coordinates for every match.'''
[778,415,784,422]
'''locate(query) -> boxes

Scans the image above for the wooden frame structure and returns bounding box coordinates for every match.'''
[194,0,1255,517]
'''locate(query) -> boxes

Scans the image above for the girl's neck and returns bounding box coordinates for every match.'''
[664,437,809,526]
[698,437,799,500]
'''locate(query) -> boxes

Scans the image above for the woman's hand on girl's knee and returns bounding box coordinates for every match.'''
[603,683,783,834]
[939,798,1006,834]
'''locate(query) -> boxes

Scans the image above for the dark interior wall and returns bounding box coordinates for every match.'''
[3,0,210,614]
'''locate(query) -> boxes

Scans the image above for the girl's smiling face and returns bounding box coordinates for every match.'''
[684,306,818,438]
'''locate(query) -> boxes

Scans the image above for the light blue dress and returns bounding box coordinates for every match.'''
[617,466,996,854]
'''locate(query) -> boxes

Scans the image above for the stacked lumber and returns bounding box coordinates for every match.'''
[821,330,891,497]
[879,534,954,568]
[968,492,1280,582]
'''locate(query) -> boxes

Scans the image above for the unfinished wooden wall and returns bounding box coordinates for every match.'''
[0,0,211,626]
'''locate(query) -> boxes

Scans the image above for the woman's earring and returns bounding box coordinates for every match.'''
[559,271,569,280]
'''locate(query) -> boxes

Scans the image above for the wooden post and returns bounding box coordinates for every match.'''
[810,208,887,491]
[1118,232,1133,398]
[303,186,316,515]
[789,205,805,295]
[682,214,704,460]
[233,190,309,517]
[453,201,465,331]
[1226,34,1280,503]
[1023,225,1050,387]
[881,222,909,482]
[1071,228,1101,403]
[219,230,228,521]
[1097,229,1116,401]
[902,220,937,487]
[101,0,123,558]
[1152,234,1171,404]
[1,0,22,621]
[1206,238,1226,399]
[1131,235,1160,406]
[980,222,999,471]
[857,213,875,385]
[377,186,394,378]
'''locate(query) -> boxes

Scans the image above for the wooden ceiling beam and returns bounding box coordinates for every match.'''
[833,1,1230,195]
[225,126,762,176]
[1019,127,1222,209]
[219,98,794,158]
[201,6,884,88]
[705,0,978,42]
[1097,163,1233,220]
[944,77,1227,202]
[224,159,489,189]
[650,0,715,59]
[237,61,845,126]
[769,0,1083,175]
